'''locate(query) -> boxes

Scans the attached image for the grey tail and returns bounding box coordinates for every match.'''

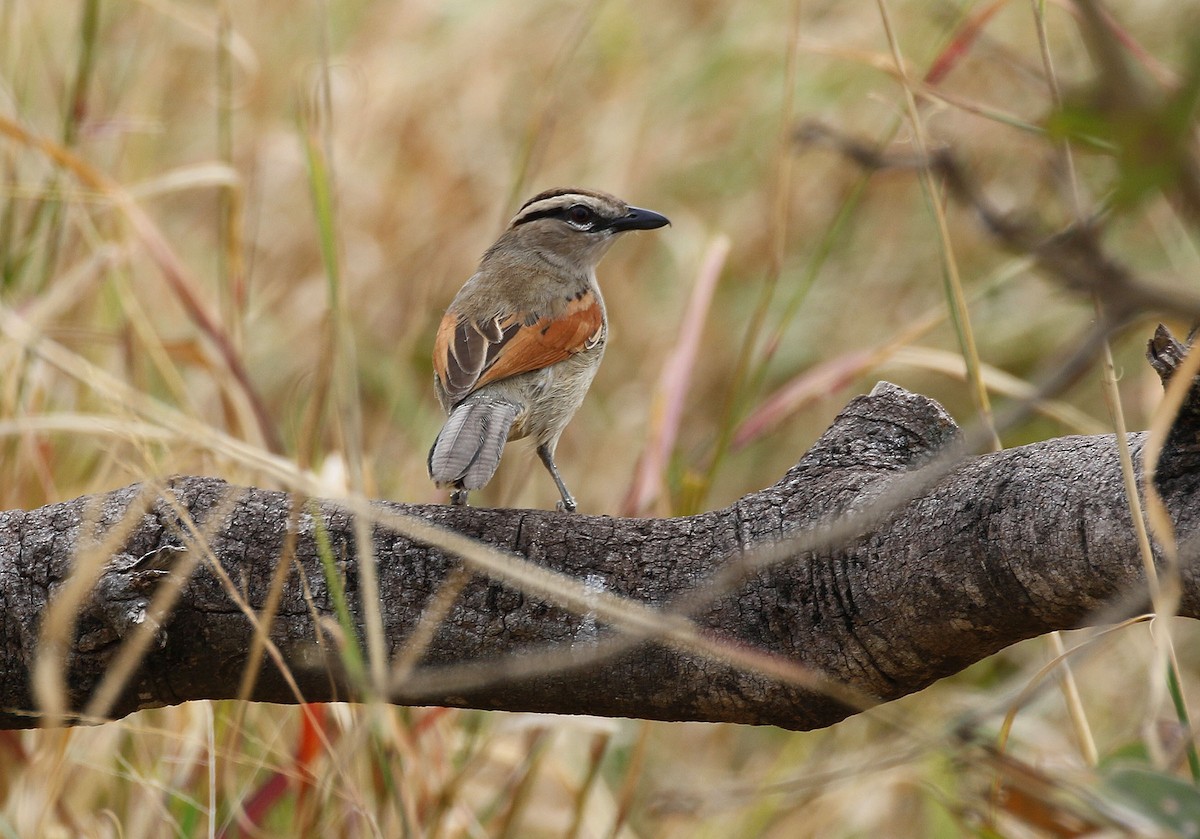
[428,397,521,491]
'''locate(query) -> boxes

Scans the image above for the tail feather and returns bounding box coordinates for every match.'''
[428,397,520,490]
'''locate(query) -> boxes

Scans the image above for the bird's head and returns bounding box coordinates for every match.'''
[495,187,670,273]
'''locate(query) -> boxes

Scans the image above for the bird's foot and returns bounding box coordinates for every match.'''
[556,496,578,513]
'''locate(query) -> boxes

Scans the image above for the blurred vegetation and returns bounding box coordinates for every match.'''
[2,0,1200,835]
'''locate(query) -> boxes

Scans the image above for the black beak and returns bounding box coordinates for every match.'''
[609,206,670,232]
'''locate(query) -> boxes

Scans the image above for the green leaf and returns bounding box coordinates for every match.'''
[1103,765,1200,837]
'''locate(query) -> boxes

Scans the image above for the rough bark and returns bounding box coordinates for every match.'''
[1,330,1198,731]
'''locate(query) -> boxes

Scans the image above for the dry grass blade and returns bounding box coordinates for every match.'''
[923,0,1012,86]
[623,234,729,516]
[0,115,282,453]
[1137,331,1200,759]
[876,0,1001,451]
[0,304,302,485]
[80,484,245,723]
[389,566,474,690]
[33,484,160,726]
[884,345,1107,434]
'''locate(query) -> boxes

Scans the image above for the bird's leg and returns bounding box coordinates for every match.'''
[450,489,470,506]
[536,443,577,513]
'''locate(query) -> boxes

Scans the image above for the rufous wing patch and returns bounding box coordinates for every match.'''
[477,292,603,389]
[434,290,603,405]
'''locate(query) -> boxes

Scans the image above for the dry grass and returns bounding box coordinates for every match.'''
[2,0,1200,835]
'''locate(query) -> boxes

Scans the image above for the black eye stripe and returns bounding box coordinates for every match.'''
[513,207,560,225]
[513,204,609,228]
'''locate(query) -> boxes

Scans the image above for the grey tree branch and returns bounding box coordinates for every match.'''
[1,328,1198,731]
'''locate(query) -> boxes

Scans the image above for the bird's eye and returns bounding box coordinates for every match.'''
[565,204,594,226]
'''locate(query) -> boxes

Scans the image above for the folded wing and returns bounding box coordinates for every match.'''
[434,291,604,407]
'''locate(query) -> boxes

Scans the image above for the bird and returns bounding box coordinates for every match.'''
[428,187,669,512]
